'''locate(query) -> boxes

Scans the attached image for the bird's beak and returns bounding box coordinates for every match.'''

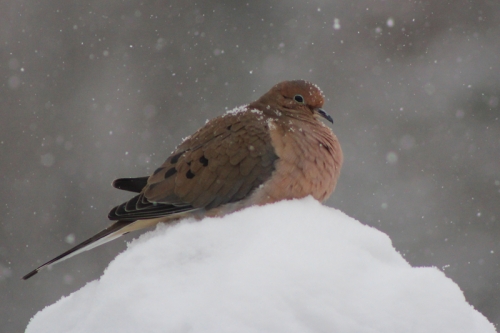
[315,108,334,124]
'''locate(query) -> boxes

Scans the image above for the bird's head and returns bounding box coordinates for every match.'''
[257,80,333,124]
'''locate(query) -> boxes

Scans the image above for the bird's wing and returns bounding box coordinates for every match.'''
[110,110,278,221]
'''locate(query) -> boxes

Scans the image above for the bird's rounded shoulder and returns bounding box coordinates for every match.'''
[169,105,275,156]
[200,105,275,132]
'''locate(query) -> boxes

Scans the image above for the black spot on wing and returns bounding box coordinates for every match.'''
[186,170,195,179]
[164,167,177,179]
[199,155,209,166]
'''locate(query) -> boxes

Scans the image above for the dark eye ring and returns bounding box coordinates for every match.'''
[294,94,304,104]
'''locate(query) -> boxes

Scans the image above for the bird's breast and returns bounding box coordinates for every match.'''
[251,118,343,204]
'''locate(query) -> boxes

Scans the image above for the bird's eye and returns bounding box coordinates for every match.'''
[294,94,305,104]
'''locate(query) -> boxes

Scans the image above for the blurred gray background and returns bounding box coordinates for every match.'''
[1,0,499,331]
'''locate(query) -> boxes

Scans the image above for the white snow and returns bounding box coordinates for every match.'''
[26,197,495,333]
[223,104,248,116]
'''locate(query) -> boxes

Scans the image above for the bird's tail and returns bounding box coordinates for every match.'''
[22,218,162,280]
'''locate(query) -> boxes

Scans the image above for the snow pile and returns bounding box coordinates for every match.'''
[26,198,495,333]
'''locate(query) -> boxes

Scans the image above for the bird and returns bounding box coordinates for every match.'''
[22,80,343,280]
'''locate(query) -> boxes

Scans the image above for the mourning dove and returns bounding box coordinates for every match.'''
[23,80,343,280]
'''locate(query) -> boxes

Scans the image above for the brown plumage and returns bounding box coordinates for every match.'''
[22,80,343,280]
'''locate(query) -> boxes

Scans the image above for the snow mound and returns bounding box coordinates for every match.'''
[26,197,495,333]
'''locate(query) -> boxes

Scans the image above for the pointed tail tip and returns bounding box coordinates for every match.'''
[22,269,39,280]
